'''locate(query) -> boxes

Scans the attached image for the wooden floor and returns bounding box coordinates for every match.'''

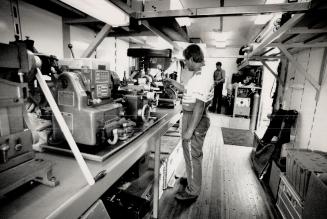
[157,113,280,219]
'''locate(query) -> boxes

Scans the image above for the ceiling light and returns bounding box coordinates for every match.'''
[254,14,273,25]
[215,41,227,48]
[206,32,232,41]
[176,17,193,27]
[59,0,129,27]
[265,0,287,3]
[146,37,173,50]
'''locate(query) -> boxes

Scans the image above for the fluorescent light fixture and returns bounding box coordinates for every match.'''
[176,17,193,27]
[146,36,173,50]
[214,41,227,48]
[254,14,273,25]
[206,32,231,41]
[59,0,129,27]
[265,0,287,3]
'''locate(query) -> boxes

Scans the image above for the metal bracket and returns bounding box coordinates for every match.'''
[10,0,22,39]
[315,48,327,101]
[269,42,327,48]
[81,24,112,58]
[261,60,284,86]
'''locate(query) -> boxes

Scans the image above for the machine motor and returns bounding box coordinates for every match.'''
[50,59,126,147]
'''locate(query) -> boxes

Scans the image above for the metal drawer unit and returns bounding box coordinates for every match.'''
[286,149,327,200]
[277,174,303,219]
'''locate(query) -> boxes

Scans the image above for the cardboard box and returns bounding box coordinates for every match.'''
[269,161,283,200]
[276,174,303,219]
[81,200,110,219]
[165,141,183,188]
[286,149,327,200]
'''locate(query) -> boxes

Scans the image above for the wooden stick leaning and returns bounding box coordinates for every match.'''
[35,68,95,185]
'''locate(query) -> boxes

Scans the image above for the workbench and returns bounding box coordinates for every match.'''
[0,106,181,219]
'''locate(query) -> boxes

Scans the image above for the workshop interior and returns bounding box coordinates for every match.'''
[1,0,327,219]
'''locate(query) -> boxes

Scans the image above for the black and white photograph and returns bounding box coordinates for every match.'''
[1,0,327,218]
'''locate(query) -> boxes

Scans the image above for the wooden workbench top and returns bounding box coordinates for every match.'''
[0,106,181,219]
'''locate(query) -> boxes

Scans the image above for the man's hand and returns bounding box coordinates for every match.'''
[163,78,185,93]
[183,129,193,140]
[163,78,174,85]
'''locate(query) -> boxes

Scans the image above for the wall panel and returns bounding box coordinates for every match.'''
[283,53,297,109]
[309,58,327,151]
[295,48,323,148]
[19,1,63,58]
[279,47,327,152]
[0,0,15,44]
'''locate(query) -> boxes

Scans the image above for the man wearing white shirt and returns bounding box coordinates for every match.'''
[165,44,214,201]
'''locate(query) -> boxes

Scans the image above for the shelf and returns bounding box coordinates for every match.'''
[248,3,327,59]
[0,106,182,219]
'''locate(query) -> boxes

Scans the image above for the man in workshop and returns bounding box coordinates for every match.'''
[164,44,213,201]
[210,61,225,113]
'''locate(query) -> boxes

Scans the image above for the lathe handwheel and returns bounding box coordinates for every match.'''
[138,104,150,122]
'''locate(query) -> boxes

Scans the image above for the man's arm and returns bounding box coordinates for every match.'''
[217,70,226,83]
[183,99,205,140]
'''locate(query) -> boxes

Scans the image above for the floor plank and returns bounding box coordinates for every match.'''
[156,113,280,219]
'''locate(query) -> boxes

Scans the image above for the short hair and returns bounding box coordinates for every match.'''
[183,44,204,63]
[216,62,222,66]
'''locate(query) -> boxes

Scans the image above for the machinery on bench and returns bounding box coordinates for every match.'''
[125,48,178,108]
[0,39,59,196]
[47,58,160,153]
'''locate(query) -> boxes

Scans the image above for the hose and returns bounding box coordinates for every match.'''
[107,129,118,145]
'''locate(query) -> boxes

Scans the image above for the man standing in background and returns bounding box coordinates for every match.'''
[210,61,225,114]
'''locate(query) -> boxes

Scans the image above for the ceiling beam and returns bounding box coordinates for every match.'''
[133,3,310,19]
[107,30,154,37]
[248,13,305,58]
[287,27,327,34]
[269,42,327,48]
[64,17,99,24]
[140,20,180,51]
[109,0,134,15]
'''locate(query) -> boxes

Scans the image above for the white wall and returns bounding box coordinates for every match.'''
[19,1,64,58]
[70,25,96,58]
[97,37,130,79]
[277,48,327,152]
[0,0,64,58]
[205,47,239,95]
[0,0,15,43]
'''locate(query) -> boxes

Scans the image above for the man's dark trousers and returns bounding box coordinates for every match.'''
[211,83,223,113]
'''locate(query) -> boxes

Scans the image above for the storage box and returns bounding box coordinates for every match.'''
[130,169,164,201]
[269,161,283,200]
[148,138,182,189]
[303,173,327,219]
[165,141,182,187]
[286,149,327,200]
[102,190,151,219]
[80,200,110,219]
[276,174,303,219]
